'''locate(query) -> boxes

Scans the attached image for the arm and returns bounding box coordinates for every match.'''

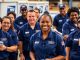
[18,41,25,60]
[46,34,65,60]
[18,41,23,55]
[0,45,17,52]
[18,29,25,60]
[46,55,65,60]
[6,45,17,52]
[65,47,70,60]
[63,35,69,41]
[62,23,69,41]
[30,51,35,60]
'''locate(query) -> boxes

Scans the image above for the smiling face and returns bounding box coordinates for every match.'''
[40,14,52,32]
[27,11,36,25]
[70,12,79,23]
[59,8,66,16]
[2,18,11,31]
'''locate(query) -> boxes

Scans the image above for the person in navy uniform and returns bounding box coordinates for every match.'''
[18,10,40,60]
[0,17,17,60]
[53,4,69,34]
[14,5,28,28]
[30,14,65,60]
[62,7,79,41]
[7,11,20,34]
[1,16,18,60]
[65,17,80,60]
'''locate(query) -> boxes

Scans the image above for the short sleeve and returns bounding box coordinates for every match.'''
[29,34,35,52]
[53,16,58,27]
[62,23,70,36]
[11,32,18,45]
[18,28,24,41]
[7,34,15,46]
[65,34,73,47]
[56,34,65,56]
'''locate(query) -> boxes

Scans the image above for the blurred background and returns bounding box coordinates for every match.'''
[0,0,80,19]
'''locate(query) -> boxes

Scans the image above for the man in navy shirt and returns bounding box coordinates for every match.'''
[53,4,69,34]
[65,17,80,60]
[62,7,79,41]
[14,5,28,28]
[18,10,40,60]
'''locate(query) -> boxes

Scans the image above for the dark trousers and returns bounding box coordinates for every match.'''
[9,52,18,60]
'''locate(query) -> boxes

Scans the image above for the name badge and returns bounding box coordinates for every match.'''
[59,20,62,22]
[48,41,54,45]
[20,22,23,24]
[66,19,69,21]
[70,29,74,31]
[34,41,39,44]
[25,31,29,34]
[1,38,7,41]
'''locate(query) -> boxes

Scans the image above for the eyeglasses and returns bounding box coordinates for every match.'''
[2,22,11,25]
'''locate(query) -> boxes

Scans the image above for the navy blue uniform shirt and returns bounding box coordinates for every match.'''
[14,16,28,28]
[30,30,65,60]
[53,14,69,33]
[0,30,14,59]
[18,22,40,59]
[7,29,18,60]
[62,20,77,36]
[8,29,18,45]
[65,29,80,60]
[14,23,20,34]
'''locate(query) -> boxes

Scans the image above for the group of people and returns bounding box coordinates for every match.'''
[0,4,80,60]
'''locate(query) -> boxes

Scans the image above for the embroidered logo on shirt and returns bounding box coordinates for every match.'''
[70,29,74,31]
[34,41,39,44]
[36,30,40,33]
[20,22,23,24]
[1,38,7,41]
[74,38,78,41]
[59,20,62,22]
[0,41,3,45]
[25,31,29,34]
[66,19,69,21]
[48,41,55,45]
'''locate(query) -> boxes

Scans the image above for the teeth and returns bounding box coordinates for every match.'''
[43,27,48,29]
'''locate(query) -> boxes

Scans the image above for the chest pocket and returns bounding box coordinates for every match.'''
[72,39,79,49]
[24,31,30,38]
[47,41,56,49]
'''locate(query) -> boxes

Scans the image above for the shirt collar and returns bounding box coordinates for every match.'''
[37,30,53,39]
[27,22,40,29]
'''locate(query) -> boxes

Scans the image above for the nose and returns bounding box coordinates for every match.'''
[43,22,47,25]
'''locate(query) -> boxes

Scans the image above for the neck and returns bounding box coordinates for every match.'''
[29,23,36,29]
[42,30,50,40]
[22,15,26,19]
